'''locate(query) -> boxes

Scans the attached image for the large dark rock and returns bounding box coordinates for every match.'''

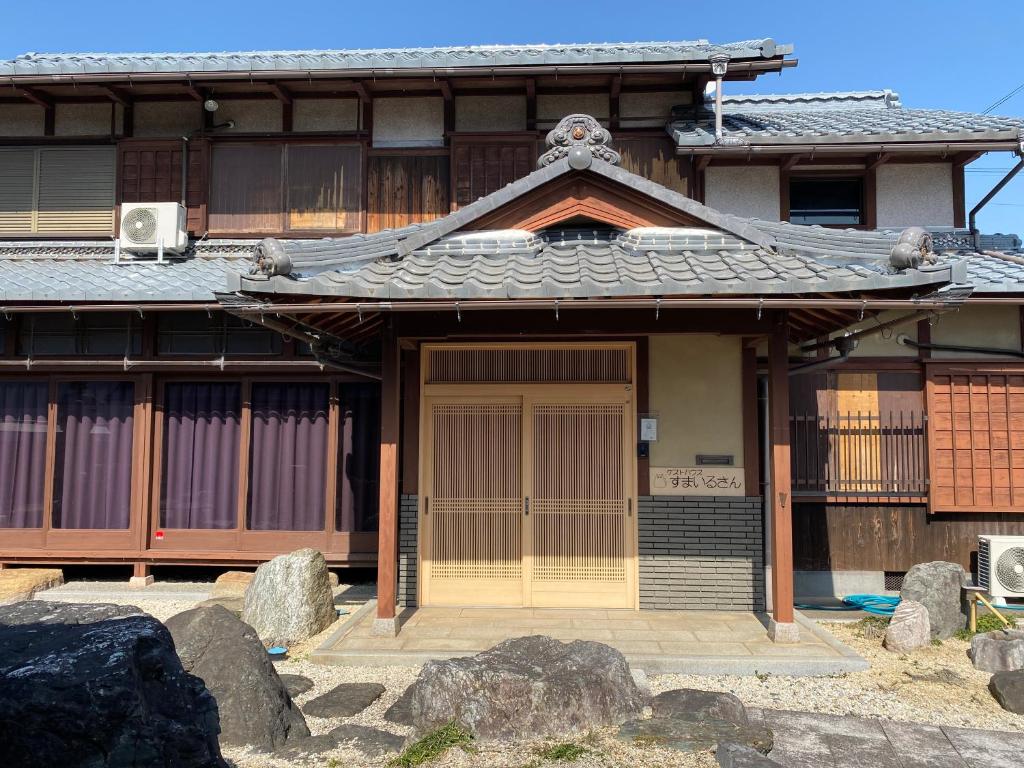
[970,629,1024,672]
[409,635,646,741]
[242,548,336,645]
[384,687,415,726]
[900,561,968,640]
[989,670,1024,714]
[165,605,309,751]
[302,682,385,718]
[0,600,224,768]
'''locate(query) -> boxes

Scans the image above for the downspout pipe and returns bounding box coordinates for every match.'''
[709,53,730,142]
[969,152,1024,249]
[789,350,850,376]
[896,333,1024,359]
[180,136,189,208]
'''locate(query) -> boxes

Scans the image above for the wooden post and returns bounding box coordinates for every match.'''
[374,320,401,635]
[129,561,153,588]
[768,311,798,642]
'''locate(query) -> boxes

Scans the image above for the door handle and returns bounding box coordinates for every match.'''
[424,496,430,516]
[524,497,530,516]
[627,498,632,517]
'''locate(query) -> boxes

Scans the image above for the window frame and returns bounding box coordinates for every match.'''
[781,167,877,230]
[207,138,365,238]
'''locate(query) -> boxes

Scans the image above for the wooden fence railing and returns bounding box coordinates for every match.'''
[790,410,928,497]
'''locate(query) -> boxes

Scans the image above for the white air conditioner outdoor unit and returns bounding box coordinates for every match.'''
[978,535,1024,598]
[118,202,187,255]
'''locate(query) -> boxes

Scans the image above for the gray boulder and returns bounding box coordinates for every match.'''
[409,635,646,740]
[165,605,309,751]
[900,561,968,639]
[242,549,336,645]
[717,741,784,767]
[0,601,224,768]
[989,670,1024,714]
[279,673,315,697]
[972,629,1024,672]
[883,600,931,653]
[384,687,415,726]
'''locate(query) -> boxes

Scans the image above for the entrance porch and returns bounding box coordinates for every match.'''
[312,602,867,676]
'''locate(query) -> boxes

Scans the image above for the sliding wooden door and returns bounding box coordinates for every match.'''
[420,377,635,609]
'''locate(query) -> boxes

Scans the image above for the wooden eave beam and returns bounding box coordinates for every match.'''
[16,87,52,108]
[351,81,371,103]
[268,83,293,105]
[781,154,804,171]
[101,86,131,107]
[868,152,892,170]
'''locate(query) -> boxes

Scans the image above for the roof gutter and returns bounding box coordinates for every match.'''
[896,334,1024,359]
[969,153,1024,249]
[679,140,1022,156]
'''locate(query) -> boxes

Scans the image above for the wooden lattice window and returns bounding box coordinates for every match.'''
[426,345,632,385]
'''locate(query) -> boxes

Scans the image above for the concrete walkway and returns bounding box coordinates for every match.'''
[754,709,1024,768]
[313,602,867,675]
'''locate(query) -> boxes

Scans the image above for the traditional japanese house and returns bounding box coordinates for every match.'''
[0,39,1022,641]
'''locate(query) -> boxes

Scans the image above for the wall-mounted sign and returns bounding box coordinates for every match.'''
[650,466,745,496]
[639,417,658,442]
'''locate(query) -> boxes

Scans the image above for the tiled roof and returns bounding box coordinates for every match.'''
[0,241,254,302]
[242,226,960,300]
[0,39,789,78]
[669,90,1024,147]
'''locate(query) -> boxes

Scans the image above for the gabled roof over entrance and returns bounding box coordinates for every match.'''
[233,114,965,300]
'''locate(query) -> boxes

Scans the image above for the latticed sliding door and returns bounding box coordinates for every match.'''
[526,396,633,608]
[422,399,524,606]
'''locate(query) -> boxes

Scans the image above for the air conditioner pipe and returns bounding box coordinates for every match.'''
[799,308,944,353]
[788,350,851,376]
[969,153,1024,249]
[896,333,1024,359]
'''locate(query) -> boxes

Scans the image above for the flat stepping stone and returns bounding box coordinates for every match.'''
[716,741,783,767]
[196,596,243,616]
[279,674,315,698]
[271,724,405,759]
[653,689,748,725]
[618,716,773,755]
[383,687,415,726]
[302,682,385,718]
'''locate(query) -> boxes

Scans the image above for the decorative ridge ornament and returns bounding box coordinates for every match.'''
[537,114,621,169]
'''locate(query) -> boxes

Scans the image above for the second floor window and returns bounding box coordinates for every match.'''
[208,142,362,235]
[789,176,864,226]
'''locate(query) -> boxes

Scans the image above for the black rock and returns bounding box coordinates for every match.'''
[279,673,315,697]
[165,605,309,751]
[989,670,1024,714]
[0,600,225,768]
[409,635,646,741]
[303,682,386,718]
[383,687,415,726]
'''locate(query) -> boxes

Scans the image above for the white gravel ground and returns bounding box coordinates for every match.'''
[29,583,1024,767]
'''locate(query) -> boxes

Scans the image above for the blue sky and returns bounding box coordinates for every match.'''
[3,0,1022,235]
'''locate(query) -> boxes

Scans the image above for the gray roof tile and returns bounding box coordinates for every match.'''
[0,40,789,78]
[669,90,1023,146]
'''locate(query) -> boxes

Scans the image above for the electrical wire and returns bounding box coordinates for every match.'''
[983,80,1024,114]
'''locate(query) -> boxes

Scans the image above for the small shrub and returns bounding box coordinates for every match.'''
[754,670,770,682]
[388,721,474,767]
[537,742,587,762]
[852,615,889,639]
[954,613,1008,640]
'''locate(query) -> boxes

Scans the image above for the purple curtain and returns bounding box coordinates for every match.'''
[247,382,328,531]
[52,381,134,530]
[336,384,381,533]
[0,382,48,528]
[161,382,241,529]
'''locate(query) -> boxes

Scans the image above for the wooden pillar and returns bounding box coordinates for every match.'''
[767,311,798,641]
[374,320,401,634]
[129,562,153,588]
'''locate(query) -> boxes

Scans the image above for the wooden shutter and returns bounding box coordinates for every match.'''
[36,147,116,234]
[928,368,1024,513]
[118,139,208,235]
[286,144,362,232]
[452,138,534,209]
[366,154,449,233]
[0,149,36,234]
[209,143,284,234]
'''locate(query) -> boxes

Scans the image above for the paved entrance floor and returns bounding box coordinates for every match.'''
[312,603,867,675]
[757,709,1024,768]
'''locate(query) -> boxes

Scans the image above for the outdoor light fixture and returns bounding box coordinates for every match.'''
[203,98,220,112]
[709,53,730,77]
